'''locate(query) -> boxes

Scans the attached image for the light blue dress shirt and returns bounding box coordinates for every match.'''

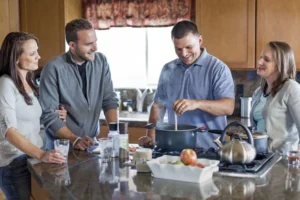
[154,48,235,149]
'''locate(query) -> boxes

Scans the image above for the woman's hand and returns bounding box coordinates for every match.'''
[40,149,66,164]
[55,105,67,122]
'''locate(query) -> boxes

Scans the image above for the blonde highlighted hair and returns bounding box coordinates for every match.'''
[261,41,296,96]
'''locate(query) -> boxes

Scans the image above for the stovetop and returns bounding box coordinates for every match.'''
[152,148,282,178]
[218,152,274,173]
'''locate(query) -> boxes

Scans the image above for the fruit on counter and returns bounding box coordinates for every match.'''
[196,163,205,168]
[190,163,205,168]
[180,149,197,165]
[168,160,184,165]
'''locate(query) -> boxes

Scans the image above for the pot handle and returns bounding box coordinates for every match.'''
[195,126,207,132]
[220,121,254,146]
[208,129,223,134]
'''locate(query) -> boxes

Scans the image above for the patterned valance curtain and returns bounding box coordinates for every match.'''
[82,0,195,30]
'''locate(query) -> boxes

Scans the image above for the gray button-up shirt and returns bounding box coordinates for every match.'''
[39,51,118,149]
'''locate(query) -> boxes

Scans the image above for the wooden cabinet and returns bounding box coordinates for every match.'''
[257,0,300,69]
[31,176,53,200]
[20,0,82,67]
[196,0,255,69]
[196,0,300,70]
[0,0,19,45]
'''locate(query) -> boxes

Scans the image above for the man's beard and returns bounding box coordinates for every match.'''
[75,48,91,62]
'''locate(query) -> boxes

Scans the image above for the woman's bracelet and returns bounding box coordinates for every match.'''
[73,137,82,148]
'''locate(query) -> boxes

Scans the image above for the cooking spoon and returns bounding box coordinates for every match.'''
[174,113,178,131]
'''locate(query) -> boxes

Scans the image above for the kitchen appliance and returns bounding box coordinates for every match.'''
[151,147,281,178]
[215,122,256,164]
[208,123,268,153]
[240,97,252,118]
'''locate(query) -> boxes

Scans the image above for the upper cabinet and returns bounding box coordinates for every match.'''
[20,0,82,67]
[196,0,255,69]
[257,0,300,69]
[0,0,19,45]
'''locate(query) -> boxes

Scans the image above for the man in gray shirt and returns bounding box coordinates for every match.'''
[39,18,118,150]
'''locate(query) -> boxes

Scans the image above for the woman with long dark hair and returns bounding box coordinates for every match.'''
[0,32,66,200]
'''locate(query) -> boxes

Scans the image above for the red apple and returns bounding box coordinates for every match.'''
[196,163,205,168]
[180,149,197,165]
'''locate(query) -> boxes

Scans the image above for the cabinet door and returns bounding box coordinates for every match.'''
[20,0,65,67]
[196,0,255,69]
[20,0,82,67]
[0,0,19,45]
[257,0,300,69]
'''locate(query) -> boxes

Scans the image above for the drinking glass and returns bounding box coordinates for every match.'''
[54,139,70,161]
[51,163,71,186]
[287,151,300,166]
[282,141,294,158]
[98,160,119,184]
[98,137,113,162]
[282,142,300,165]
[285,166,300,192]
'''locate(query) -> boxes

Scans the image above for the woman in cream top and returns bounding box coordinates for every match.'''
[0,32,66,200]
[256,41,300,155]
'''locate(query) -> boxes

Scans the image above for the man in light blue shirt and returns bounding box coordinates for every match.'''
[139,20,235,149]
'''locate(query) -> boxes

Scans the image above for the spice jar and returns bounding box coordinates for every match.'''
[133,148,152,173]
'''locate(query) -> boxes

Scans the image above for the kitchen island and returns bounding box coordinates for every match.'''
[28,149,300,200]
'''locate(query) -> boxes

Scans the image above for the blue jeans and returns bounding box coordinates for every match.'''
[0,154,31,200]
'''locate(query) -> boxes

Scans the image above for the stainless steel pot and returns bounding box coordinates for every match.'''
[240,129,268,153]
[145,123,205,151]
[215,122,257,164]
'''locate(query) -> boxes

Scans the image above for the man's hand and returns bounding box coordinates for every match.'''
[55,105,67,122]
[138,136,154,147]
[74,136,95,150]
[173,98,198,115]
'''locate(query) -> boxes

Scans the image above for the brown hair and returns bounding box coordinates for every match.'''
[65,18,93,44]
[171,20,200,39]
[0,32,39,105]
[261,41,296,96]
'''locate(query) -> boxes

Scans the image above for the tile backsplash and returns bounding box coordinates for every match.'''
[117,70,300,116]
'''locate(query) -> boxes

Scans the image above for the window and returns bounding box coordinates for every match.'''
[95,27,177,88]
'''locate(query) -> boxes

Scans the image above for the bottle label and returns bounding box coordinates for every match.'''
[119,137,129,150]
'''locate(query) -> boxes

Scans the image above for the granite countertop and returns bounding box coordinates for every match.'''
[28,150,300,200]
[100,111,251,127]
